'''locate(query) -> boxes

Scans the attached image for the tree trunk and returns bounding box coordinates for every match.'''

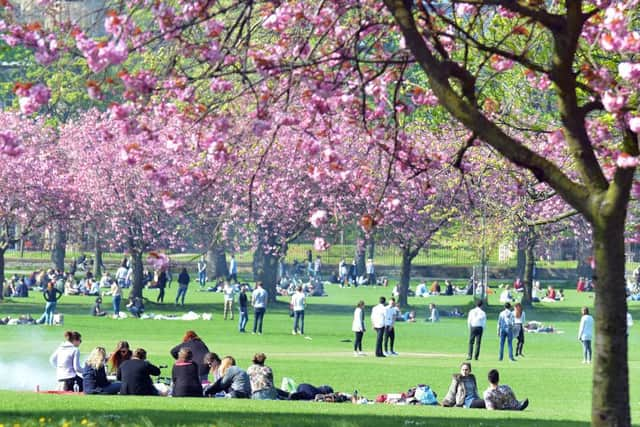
[356,230,366,278]
[398,247,413,308]
[207,245,228,280]
[252,247,278,303]
[130,250,144,298]
[591,220,629,427]
[93,228,103,278]
[516,233,526,279]
[367,237,375,260]
[50,225,66,271]
[0,246,5,300]
[521,227,536,308]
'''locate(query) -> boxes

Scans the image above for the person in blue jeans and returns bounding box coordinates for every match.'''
[176,268,190,306]
[238,286,249,332]
[197,256,207,288]
[497,303,516,361]
[36,281,63,325]
[251,282,268,334]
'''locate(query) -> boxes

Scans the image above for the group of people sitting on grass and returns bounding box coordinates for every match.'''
[48,329,528,410]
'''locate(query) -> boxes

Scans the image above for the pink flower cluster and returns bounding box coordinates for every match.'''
[75,31,128,73]
[0,23,59,65]
[313,237,330,251]
[14,83,50,115]
[309,209,328,228]
[0,130,23,157]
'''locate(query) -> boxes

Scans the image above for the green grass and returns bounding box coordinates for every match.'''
[1,282,639,426]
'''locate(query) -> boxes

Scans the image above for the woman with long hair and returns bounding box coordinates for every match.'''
[170,330,210,382]
[441,362,485,408]
[514,303,526,357]
[351,300,366,356]
[203,356,250,398]
[108,340,132,374]
[83,347,120,394]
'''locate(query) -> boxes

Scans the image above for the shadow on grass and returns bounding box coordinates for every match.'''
[0,407,590,427]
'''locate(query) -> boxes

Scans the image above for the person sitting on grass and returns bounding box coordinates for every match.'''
[90,297,107,317]
[108,341,132,374]
[203,356,251,398]
[247,352,278,400]
[483,369,529,410]
[117,348,161,396]
[127,296,144,318]
[441,362,485,408]
[203,352,222,383]
[171,348,203,398]
[83,347,121,395]
[50,330,84,392]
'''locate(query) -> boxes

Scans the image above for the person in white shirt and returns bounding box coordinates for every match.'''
[50,330,83,391]
[228,255,238,282]
[352,300,366,356]
[197,255,207,288]
[251,282,268,335]
[371,296,387,357]
[290,286,306,335]
[578,307,594,363]
[467,300,487,360]
[223,282,236,320]
[428,303,440,322]
[366,258,375,285]
[384,298,399,356]
[313,256,322,278]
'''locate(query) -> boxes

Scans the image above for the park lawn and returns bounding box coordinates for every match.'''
[0,284,639,426]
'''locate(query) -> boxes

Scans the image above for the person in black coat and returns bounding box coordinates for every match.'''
[83,347,120,394]
[171,348,202,397]
[170,330,210,381]
[289,383,334,400]
[156,269,167,303]
[117,348,161,395]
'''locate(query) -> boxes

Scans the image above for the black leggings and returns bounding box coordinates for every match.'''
[384,326,395,352]
[354,331,363,352]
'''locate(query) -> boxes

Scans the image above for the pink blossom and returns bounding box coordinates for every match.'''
[616,152,639,168]
[629,116,640,133]
[602,90,626,112]
[209,78,233,92]
[16,83,50,115]
[490,55,514,72]
[456,3,477,15]
[313,237,330,251]
[309,209,328,228]
[547,129,565,145]
[618,62,640,81]
[0,130,23,157]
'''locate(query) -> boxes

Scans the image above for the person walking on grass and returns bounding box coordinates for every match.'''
[223,281,235,320]
[578,306,594,364]
[498,302,516,362]
[291,285,306,335]
[352,300,366,356]
[238,286,249,332]
[251,282,268,335]
[197,255,207,288]
[371,296,387,357]
[467,300,486,360]
[176,268,190,306]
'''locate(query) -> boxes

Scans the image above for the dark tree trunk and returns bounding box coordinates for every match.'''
[516,233,526,279]
[356,230,366,278]
[521,227,536,308]
[398,247,414,308]
[252,247,278,303]
[592,220,629,427]
[130,250,144,298]
[207,245,228,280]
[0,246,5,300]
[92,228,103,278]
[367,237,375,260]
[50,225,66,271]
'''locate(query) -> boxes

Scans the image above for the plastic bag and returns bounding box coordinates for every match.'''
[414,385,438,405]
[281,377,297,393]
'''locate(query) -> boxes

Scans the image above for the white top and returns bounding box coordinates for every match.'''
[352,307,365,332]
[115,266,128,281]
[223,284,235,302]
[291,291,306,311]
[578,314,594,340]
[467,306,487,328]
[49,341,82,380]
[499,290,512,303]
[366,261,374,274]
[251,287,268,308]
[371,303,386,329]
[198,260,207,273]
[514,311,526,325]
[229,258,237,274]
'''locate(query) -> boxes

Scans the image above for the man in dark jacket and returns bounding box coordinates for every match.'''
[117,348,161,395]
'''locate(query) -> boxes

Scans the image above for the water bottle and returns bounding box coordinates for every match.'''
[73,381,79,392]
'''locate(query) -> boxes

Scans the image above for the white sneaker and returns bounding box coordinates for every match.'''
[391,351,399,356]
[383,352,390,356]
[292,330,297,335]
[354,351,359,357]
[358,352,366,356]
